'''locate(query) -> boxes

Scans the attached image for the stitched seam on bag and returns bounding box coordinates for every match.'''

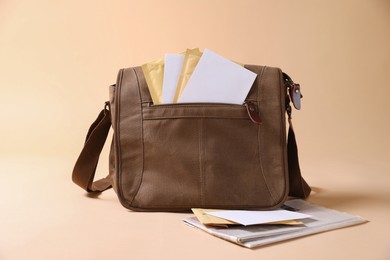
[198,118,205,206]
[202,120,207,207]
[116,69,127,207]
[142,105,247,120]
[143,117,248,120]
[126,203,278,209]
[145,104,244,109]
[129,68,145,206]
[277,68,288,203]
[257,66,277,202]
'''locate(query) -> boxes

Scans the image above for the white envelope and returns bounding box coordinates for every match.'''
[161,53,184,104]
[178,49,257,104]
[205,209,311,226]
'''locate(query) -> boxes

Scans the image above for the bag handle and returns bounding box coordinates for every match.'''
[72,104,311,198]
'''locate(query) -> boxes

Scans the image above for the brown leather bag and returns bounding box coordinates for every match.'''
[72,65,311,211]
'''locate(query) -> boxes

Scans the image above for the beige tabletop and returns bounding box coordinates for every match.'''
[1,0,389,259]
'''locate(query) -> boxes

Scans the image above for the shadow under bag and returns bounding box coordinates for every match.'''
[72,65,311,211]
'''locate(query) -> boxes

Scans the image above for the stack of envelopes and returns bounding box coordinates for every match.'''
[191,207,311,228]
[141,48,257,105]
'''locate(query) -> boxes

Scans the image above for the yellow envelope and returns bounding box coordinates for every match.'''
[266,220,303,225]
[173,48,203,103]
[141,56,164,105]
[192,208,238,226]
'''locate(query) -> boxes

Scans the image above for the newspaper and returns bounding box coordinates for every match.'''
[182,199,367,248]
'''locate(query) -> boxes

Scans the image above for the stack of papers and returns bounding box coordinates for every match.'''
[183,199,367,248]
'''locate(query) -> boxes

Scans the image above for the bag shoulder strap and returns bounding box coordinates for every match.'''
[72,105,311,198]
[72,103,112,192]
[283,72,311,198]
[287,121,311,198]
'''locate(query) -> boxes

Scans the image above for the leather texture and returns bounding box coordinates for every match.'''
[72,65,311,212]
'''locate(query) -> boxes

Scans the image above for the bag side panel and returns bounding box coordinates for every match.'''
[114,68,145,209]
[254,66,288,205]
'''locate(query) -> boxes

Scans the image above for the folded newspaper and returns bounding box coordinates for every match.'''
[182,199,367,248]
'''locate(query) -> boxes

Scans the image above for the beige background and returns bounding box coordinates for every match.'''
[1,0,389,259]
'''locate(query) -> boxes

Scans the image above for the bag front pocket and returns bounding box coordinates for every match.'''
[131,102,273,210]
